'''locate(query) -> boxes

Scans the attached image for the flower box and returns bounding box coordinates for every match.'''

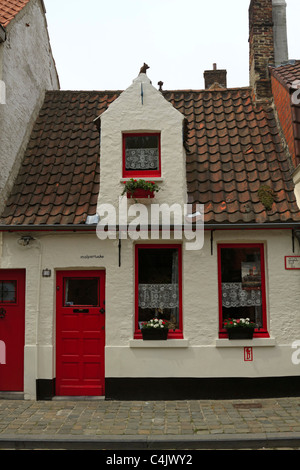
[122,179,159,199]
[127,189,154,199]
[227,328,254,340]
[141,328,169,340]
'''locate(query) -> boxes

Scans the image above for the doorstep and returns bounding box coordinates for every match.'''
[52,396,106,401]
[0,392,24,400]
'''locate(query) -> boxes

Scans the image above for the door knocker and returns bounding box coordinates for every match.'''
[0,308,6,319]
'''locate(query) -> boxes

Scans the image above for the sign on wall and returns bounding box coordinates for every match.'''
[285,256,300,270]
[244,347,253,362]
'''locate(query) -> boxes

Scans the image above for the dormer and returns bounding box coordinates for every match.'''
[97,67,187,210]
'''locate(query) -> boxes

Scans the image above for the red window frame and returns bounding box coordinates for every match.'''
[217,243,269,339]
[0,280,17,304]
[134,244,183,339]
[122,133,161,178]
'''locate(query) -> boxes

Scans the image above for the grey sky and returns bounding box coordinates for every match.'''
[43,0,299,91]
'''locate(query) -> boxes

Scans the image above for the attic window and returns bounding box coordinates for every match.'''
[123,133,161,177]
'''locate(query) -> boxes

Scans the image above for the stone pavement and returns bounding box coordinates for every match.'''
[2,397,300,449]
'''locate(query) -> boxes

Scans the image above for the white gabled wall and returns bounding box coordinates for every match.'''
[98,72,187,211]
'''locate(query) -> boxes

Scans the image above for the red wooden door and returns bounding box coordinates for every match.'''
[0,270,25,391]
[56,270,106,396]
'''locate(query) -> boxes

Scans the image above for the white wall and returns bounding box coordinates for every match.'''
[1,228,299,399]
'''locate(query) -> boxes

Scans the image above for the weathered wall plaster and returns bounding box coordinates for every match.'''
[0,0,59,210]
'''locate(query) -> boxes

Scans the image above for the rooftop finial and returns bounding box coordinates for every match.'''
[158,81,164,92]
[139,63,149,74]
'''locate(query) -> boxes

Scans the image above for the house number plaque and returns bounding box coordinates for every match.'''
[285,256,300,270]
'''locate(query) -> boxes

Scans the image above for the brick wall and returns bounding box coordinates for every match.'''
[271,75,296,167]
[249,0,275,101]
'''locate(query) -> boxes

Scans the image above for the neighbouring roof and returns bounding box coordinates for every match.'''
[1,86,300,227]
[1,91,121,225]
[0,0,31,28]
[270,60,300,91]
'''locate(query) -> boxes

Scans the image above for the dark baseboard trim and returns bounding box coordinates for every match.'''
[36,379,55,401]
[105,377,300,401]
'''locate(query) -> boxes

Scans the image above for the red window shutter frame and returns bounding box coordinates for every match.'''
[122,133,162,178]
[134,244,183,339]
[217,243,269,339]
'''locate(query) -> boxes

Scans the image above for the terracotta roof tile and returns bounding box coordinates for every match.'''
[1,86,300,227]
[270,61,300,90]
[0,90,121,226]
[0,0,30,28]
[164,87,300,224]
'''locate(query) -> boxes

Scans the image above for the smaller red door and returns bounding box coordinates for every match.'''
[0,270,25,391]
[56,270,106,396]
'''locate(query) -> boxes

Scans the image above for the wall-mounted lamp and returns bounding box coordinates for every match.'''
[18,235,35,246]
[42,268,51,278]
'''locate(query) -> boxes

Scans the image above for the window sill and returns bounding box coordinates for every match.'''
[121,178,164,183]
[215,337,276,348]
[129,339,189,348]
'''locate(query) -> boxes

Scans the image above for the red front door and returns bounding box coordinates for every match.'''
[56,270,106,396]
[0,270,25,391]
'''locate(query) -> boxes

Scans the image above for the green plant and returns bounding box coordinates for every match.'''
[223,318,256,329]
[122,178,160,196]
[258,185,275,211]
[141,318,170,329]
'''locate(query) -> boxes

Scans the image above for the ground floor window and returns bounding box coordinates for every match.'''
[218,244,268,338]
[135,245,183,338]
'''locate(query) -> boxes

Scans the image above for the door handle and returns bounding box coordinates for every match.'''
[100,308,105,314]
[0,308,6,319]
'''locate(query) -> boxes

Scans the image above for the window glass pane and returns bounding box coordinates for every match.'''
[220,246,263,328]
[0,281,16,303]
[138,248,179,329]
[64,278,99,306]
[125,135,159,171]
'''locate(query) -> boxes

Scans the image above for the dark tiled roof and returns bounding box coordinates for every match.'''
[0,0,30,28]
[270,61,300,90]
[0,90,121,225]
[1,87,300,226]
[164,88,300,224]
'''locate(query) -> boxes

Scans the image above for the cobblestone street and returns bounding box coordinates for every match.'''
[2,397,300,449]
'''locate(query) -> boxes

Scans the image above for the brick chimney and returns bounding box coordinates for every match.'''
[204,64,227,89]
[249,0,275,101]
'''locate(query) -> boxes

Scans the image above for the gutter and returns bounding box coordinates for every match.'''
[0,24,6,43]
[0,222,300,232]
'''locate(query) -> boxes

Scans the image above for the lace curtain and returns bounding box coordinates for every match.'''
[138,284,179,309]
[125,148,159,170]
[222,283,261,308]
